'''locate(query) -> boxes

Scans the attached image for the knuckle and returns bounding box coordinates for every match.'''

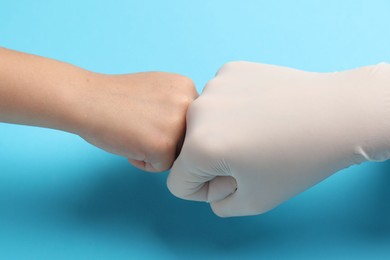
[183,76,196,88]
[176,75,196,91]
[177,94,193,108]
[185,96,210,122]
[201,78,220,95]
[171,76,197,105]
[216,61,243,76]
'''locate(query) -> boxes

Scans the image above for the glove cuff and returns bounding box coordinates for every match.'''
[354,62,390,162]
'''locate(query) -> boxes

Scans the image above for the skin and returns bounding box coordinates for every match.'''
[0,47,198,172]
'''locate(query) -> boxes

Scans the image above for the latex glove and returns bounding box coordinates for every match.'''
[167,61,390,217]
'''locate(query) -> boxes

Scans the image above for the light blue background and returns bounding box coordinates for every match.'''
[1,0,390,259]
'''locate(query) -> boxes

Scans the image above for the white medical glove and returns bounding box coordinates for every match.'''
[167,61,390,217]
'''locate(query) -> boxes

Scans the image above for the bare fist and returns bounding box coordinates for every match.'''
[76,72,198,172]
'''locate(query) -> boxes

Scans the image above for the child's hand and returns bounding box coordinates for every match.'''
[0,47,197,172]
[77,72,198,172]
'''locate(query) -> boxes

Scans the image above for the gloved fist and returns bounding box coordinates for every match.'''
[168,61,390,217]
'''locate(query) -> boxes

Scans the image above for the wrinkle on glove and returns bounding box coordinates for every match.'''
[168,61,390,217]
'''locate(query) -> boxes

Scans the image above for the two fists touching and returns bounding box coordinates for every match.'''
[2,48,390,217]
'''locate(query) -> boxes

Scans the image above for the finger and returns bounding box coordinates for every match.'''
[215,61,243,76]
[128,158,147,170]
[149,160,172,172]
[210,190,244,218]
[210,186,275,218]
[167,156,214,202]
[128,158,169,173]
[207,176,237,203]
[128,149,176,173]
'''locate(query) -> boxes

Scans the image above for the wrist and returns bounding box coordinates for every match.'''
[57,70,105,135]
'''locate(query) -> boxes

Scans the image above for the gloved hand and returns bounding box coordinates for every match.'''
[167,61,390,217]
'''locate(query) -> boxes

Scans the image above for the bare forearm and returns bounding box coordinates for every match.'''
[0,47,95,133]
[0,47,197,172]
